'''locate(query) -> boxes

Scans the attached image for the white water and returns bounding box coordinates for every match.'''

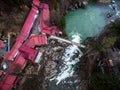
[50,33,83,85]
[109,0,120,16]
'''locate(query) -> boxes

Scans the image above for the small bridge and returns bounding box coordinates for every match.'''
[49,35,86,48]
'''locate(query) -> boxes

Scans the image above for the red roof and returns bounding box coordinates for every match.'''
[24,37,35,48]
[0,70,3,76]
[24,34,47,48]
[0,74,17,90]
[39,3,60,35]
[9,54,26,73]
[19,45,38,61]
[6,42,22,61]
[42,26,60,35]
[42,5,49,21]
[33,0,40,6]
[16,33,26,43]
[31,34,47,46]
[0,40,4,48]
[0,55,25,89]
[20,6,38,36]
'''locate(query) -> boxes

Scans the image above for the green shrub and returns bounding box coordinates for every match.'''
[50,11,66,30]
[102,36,117,48]
[3,0,24,5]
[58,16,66,30]
[53,0,57,10]
[89,73,120,90]
[91,41,103,51]
[110,19,120,36]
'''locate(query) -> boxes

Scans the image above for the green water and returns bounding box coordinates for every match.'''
[65,2,109,41]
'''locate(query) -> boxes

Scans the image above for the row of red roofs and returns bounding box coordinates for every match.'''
[0,0,61,89]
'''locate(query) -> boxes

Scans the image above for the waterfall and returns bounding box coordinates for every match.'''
[50,33,83,85]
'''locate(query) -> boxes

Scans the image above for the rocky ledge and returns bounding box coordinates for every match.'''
[98,0,111,3]
[79,19,120,89]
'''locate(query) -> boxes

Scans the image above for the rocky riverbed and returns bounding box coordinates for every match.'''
[18,38,88,90]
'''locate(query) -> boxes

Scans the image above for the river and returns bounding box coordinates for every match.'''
[65,2,108,41]
[65,0,120,41]
[47,1,120,90]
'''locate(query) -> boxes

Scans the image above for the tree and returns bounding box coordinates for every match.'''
[89,73,120,90]
[53,0,57,10]
[58,16,66,30]
[2,0,24,5]
[50,10,66,30]
[110,19,120,36]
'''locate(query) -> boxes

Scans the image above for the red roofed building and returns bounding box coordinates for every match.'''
[8,54,26,73]
[0,74,17,90]
[24,37,35,48]
[0,0,61,89]
[42,26,60,35]
[19,45,38,61]
[0,40,5,48]
[0,55,26,89]
[6,42,22,61]
[0,70,3,77]
[30,34,47,46]
[24,34,47,48]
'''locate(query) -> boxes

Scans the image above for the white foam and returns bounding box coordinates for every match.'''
[50,33,83,85]
[71,34,82,43]
[109,0,120,17]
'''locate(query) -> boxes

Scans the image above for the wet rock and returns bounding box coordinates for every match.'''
[53,46,63,51]
[68,5,74,11]
[78,2,82,8]
[45,61,57,79]
[75,3,79,9]
[81,1,88,8]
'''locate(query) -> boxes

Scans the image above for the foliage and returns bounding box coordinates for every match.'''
[22,77,40,90]
[91,41,103,51]
[70,0,77,5]
[89,73,120,90]
[58,16,66,30]
[110,19,120,36]
[102,36,117,48]
[50,10,66,30]
[53,0,57,10]
[3,0,24,5]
